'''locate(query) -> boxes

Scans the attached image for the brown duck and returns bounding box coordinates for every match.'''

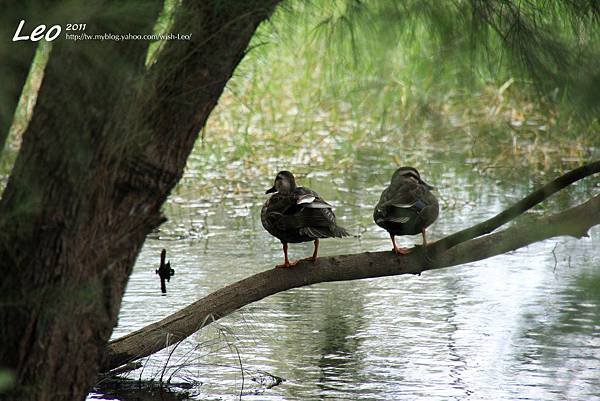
[261,171,349,268]
[374,167,439,254]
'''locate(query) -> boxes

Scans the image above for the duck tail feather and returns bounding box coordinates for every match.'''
[333,225,350,237]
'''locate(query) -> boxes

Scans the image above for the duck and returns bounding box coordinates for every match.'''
[261,171,349,268]
[373,166,439,254]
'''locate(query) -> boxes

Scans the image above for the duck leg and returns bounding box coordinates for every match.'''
[277,242,298,268]
[421,228,428,246]
[300,239,319,262]
[391,233,410,255]
[311,239,319,261]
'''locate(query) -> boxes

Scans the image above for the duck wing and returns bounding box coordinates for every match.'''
[292,187,332,209]
[374,182,430,223]
[280,187,348,238]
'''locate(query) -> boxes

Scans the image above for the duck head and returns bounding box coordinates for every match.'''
[266,171,297,194]
[391,166,435,189]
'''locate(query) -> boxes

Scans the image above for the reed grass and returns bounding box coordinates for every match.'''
[194,2,598,194]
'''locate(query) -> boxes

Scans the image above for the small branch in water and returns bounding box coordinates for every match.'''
[552,242,559,272]
[156,249,175,294]
[98,361,143,381]
[260,370,284,390]
[160,340,184,385]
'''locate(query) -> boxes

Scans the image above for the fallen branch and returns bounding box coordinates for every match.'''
[101,163,599,373]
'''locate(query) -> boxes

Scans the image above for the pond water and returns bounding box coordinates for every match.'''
[89,142,600,401]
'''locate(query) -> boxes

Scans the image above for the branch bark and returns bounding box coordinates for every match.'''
[429,160,600,254]
[101,176,600,372]
[0,4,37,153]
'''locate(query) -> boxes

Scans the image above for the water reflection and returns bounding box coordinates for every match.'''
[91,152,599,400]
[516,271,600,400]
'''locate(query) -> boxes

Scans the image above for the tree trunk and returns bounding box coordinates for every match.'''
[0,2,279,400]
[101,190,600,373]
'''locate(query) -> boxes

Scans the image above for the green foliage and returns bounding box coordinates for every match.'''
[189,0,598,198]
[0,369,15,393]
[279,0,600,113]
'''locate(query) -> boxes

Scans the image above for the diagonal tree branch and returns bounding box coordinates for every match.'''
[100,163,599,373]
[428,160,600,254]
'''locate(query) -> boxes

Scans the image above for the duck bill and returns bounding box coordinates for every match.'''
[265,186,277,194]
[420,179,435,190]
